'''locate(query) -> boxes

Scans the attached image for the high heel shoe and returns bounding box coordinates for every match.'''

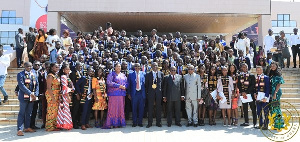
[213,118,216,125]
[95,121,100,128]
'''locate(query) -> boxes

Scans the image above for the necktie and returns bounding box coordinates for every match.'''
[136,73,140,90]
[142,65,145,72]
[173,75,175,80]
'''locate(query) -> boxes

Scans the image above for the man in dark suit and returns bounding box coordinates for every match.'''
[25,27,36,63]
[145,62,164,128]
[234,50,251,71]
[128,63,146,127]
[15,28,24,68]
[30,61,41,129]
[237,63,257,127]
[16,62,39,136]
[69,62,83,129]
[163,66,184,127]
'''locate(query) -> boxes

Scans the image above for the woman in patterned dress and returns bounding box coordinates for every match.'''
[228,63,239,126]
[57,64,74,130]
[45,63,60,131]
[208,65,218,126]
[103,63,127,129]
[92,67,107,128]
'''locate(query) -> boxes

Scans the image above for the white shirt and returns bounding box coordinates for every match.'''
[46,35,60,51]
[152,71,157,80]
[136,71,141,91]
[289,34,300,46]
[264,35,275,49]
[0,54,10,75]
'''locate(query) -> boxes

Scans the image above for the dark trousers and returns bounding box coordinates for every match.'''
[292,45,300,67]
[147,93,162,125]
[40,95,47,125]
[273,53,283,68]
[256,101,269,127]
[131,91,145,125]
[17,100,33,131]
[242,101,257,125]
[167,100,181,125]
[30,100,39,127]
[81,98,92,125]
[253,53,257,68]
[71,95,81,127]
[16,48,24,67]
[27,46,34,63]
[125,95,132,120]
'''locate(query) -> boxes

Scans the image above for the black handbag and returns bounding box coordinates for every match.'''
[282,47,291,58]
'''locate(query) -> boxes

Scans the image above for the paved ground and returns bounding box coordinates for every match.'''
[0,123,299,142]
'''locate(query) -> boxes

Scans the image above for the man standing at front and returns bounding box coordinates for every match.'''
[128,63,146,127]
[15,28,24,68]
[145,62,164,128]
[16,62,39,136]
[183,65,201,127]
[163,66,184,127]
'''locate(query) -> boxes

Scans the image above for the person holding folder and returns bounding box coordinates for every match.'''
[254,66,270,130]
[237,63,257,127]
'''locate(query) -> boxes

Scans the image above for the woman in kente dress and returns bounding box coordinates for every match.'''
[197,64,210,126]
[103,63,127,128]
[217,66,234,126]
[57,64,74,130]
[228,63,239,126]
[268,62,285,130]
[93,67,107,128]
[208,65,218,126]
[45,63,60,131]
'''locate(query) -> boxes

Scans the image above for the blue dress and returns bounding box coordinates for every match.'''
[270,76,285,130]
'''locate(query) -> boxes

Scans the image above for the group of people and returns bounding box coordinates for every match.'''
[2,22,287,136]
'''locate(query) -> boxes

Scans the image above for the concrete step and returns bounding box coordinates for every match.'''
[0,105,19,111]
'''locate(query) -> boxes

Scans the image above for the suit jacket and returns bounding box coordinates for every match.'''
[183,73,201,100]
[75,76,92,95]
[128,71,146,99]
[237,73,256,95]
[38,70,47,95]
[15,33,24,49]
[17,71,39,102]
[255,75,270,98]
[234,56,251,70]
[145,71,164,97]
[163,74,184,101]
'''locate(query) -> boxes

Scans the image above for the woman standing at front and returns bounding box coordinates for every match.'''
[45,63,60,131]
[103,63,127,128]
[57,64,74,130]
[269,62,285,130]
[34,29,48,60]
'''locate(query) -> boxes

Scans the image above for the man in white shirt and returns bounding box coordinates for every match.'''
[0,45,10,105]
[263,29,275,57]
[289,28,300,68]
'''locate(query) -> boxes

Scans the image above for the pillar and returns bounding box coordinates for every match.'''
[47,12,61,34]
[258,15,271,47]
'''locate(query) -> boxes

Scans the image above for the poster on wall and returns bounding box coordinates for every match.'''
[30,0,48,32]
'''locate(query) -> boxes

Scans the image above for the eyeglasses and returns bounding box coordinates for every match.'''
[34,64,40,66]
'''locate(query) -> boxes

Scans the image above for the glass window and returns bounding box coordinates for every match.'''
[290,21,297,27]
[9,31,15,37]
[1,31,8,37]
[2,18,8,24]
[284,21,290,27]
[9,18,16,24]
[0,38,8,44]
[278,21,284,27]
[16,18,23,24]
[272,21,278,27]
[8,38,15,44]
[277,14,284,20]
[8,11,16,17]
[284,14,290,21]
[1,10,9,17]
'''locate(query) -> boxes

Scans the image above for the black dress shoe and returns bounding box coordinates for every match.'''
[240,123,249,126]
[167,124,171,127]
[262,126,268,130]
[132,124,137,127]
[73,125,79,129]
[193,124,198,127]
[146,124,152,128]
[31,126,40,129]
[156,124,162,127]
[138,124,143,127]
[186,123,192,127]
[175,123,182,127]
[3,96,8,103]
[254,125,261,129]
[41,124,45,129]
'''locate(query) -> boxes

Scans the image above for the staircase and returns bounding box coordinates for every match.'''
[0,68,299,125]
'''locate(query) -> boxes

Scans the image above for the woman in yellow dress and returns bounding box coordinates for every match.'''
[34,29,48,60]
[45,63,61,131]
[92,67,107,128]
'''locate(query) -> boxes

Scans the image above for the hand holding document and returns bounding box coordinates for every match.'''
[240,94,253,103]
[210,90,217,100]
[218,92,227,104]
[257,92,270,102]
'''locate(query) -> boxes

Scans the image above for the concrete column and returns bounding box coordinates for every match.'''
[225,33,233,46]
[258,15,271,46]
[47,12,61,33]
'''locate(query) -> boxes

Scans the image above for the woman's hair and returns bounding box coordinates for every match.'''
[48,63,57,75]
[269,61,281,77]
[48,29,56,35]
[227,63,237,76]
[114,62,121,68]
[96,67,105,78]
[258,57,267,66]
[59,63,69,76]
[209,65,217,76]
[37,29,45,41]
[197,63,206,74]
[238,32,244,39]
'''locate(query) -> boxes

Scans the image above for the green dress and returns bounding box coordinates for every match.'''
[270,76,285,130]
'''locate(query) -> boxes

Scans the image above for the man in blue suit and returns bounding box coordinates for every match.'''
[16,62,39,136]
[128,63,146,127]
[255,66,270,130]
